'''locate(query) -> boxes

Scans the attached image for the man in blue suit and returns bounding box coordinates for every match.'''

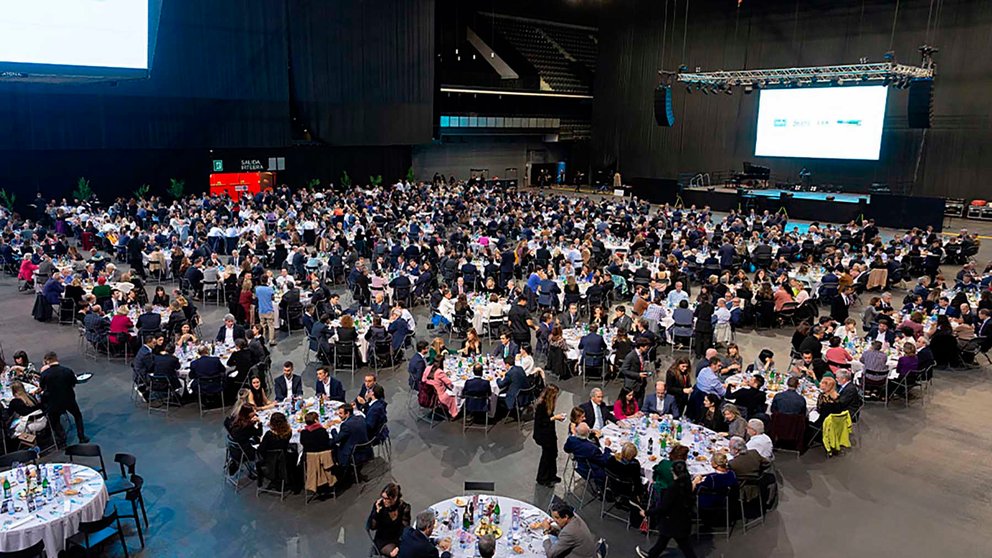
[42,274,64,305]
[490,332,519,365]
[496,364,529,413]
[387,309,410,354]
[462,363,494,415]
[363,384,389,444]
[770,376,808,415]
[641,380,680,418]
[537,274,560,310]
[315,366,345,402]
[189,345,226,394]
[329,404,371,471]
[397,511,453,558]
[578,329,607,369]
[273,361,303,402]
[408,341,429,390]
[562,423,613,487]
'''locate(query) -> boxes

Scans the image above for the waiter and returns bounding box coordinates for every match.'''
[39,351,89,446]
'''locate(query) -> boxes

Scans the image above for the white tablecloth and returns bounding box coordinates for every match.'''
[430,495,551,558]
[256,398,356,445]
[445,357,506,418]
[0,464,108,554]
[601,417,729,478]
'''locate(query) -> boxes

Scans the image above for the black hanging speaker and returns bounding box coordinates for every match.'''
[654,85,675,127]
[907,78,934,129]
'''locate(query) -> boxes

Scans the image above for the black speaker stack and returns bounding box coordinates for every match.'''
[907,78,934,129]
[654,85,675,127]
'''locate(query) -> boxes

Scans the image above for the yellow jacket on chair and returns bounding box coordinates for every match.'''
[822,411,852,454]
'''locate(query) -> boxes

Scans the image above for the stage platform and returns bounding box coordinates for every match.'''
[736,188,869,204]
[674,185,945,231]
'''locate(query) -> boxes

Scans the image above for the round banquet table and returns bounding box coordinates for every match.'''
[429,495,551,558]
[0,464,108,555]
[256,397,359,445]
[445,356,506,418]
[600,417,729,479]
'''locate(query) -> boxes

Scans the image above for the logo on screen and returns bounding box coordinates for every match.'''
[773,119,787,127]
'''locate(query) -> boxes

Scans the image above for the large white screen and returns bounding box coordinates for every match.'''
[0,1,148,70]
[754,86,888,160]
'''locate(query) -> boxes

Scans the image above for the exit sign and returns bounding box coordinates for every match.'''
[212,160,223,172]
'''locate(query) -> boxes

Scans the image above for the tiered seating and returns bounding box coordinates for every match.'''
[540,25,598,71]
[491,17,595,94]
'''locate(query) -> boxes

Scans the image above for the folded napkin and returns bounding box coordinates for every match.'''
[3,514,35,531]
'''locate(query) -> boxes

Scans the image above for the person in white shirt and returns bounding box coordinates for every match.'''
[745,418,774,460]
[713,299,733,345]
[667,282,689,307]
[515,344,536,376]
[437,289,456,324]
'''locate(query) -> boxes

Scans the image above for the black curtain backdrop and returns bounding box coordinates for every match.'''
[593,0,992,199]
[0,0,434,200]
[288,0,435,146]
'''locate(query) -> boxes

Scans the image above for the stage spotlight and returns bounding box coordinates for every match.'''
[686,84,692,93]
[701,86,710,95]
[743,85,754,94]
[723,86,733,95]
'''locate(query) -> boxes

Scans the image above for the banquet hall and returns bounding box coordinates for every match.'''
[1,1,991,557]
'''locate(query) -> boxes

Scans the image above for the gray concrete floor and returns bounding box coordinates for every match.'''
[5,215,992,558]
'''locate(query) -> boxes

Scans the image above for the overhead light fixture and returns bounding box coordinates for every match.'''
[672,56,933,91]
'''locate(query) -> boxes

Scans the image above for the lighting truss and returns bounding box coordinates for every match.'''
[676,62,932,87]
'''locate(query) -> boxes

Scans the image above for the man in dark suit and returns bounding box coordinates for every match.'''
[977,309,992,352]
[563,423,613,486]
[725,374,768,418]
[132,334,158,390]
[611,305,633,333]
[184,260,204,296]
[279,281,301,310]
[315,366,346,402]
[389,273,412,303]
[770,376,808,415]
[136,304,162,336]
[462,364,493,415]
[364,385,389,444]
[386,310,410,354]
[273,361,303,402]
[39,352,89,445]
[867,319,896,346]
[408,341,429,390]
[225,338,255,385]
[578,329,606,370]
[215,314,246,345]
[536,275,561,309]
[619,339,651,401]
[496,364,529,413]
[189,345,227,394]
[641,380,680,418]
[798,326,825,359]
[489,332,519,365]
[578,387,615,431]
[396,511,453,558]
[728,437,769,481]
[835,369,862,421]
[151,345,183,391]
[329,404,371,471]
[559,303,581,329]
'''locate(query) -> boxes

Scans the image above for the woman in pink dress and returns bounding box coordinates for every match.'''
[823,335,853,375]
[422,354,459,418]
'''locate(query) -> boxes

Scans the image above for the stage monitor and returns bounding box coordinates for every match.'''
[754,86,888,160]
[0,1,150,78]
